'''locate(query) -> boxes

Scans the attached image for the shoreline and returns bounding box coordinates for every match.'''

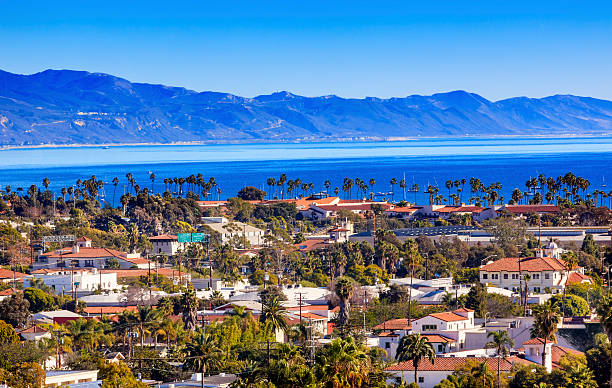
[0,133,611,151]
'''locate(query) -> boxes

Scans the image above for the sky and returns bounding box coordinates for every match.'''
[1,0,611,101]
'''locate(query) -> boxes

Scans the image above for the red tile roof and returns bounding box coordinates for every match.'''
[453,308,475,313]
[385,356,533,371]
[43,247,127,259]
[435,206,486,214]
[149,234,178,241]
[83,306,139,315]
[373,318,412,331]
[295,239,329,252]
[18,325,48,334]
[523,337,548,345]
[422,334,456,343]
[480,257,568,272]
[501,205,560,214]
[567,272,592,284]
[428,312,469,322]
[377,331,400,337]
[0,288,18,296]
[551,345,583,367]
[76,236,92,242]
[0,268,28,280]
[313,203,391,213]
[387,206,419,213]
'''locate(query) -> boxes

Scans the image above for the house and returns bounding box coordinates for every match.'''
[411,309,476,351]
[0,287,18,301]
[304,202,391,221]
[18,325,52,342]
[149,234,181,256]
[36,237,152,270]
[0,268,28,283]
[521,338,584,372]
[103,352,126,364]
[373,318,412,359]
[385,356,534,388]
[202,219,265,246]
[385,206,421,220]
[417,205,497,222]
[25,269,118,294]
[160,372,237,387]
[44,370,99,388]
[479,256,591,293]
[32,310,83,324]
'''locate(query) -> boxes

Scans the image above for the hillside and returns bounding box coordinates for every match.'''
[0,69,611,146]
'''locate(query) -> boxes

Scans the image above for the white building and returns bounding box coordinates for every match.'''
[417,205,497,222]
[521,337,584,373]
[44,370,99,388]
[479,255,591,294]
[149,234,181,256]
[25,269,118,293]
[202,219,265,246]
[411,308,476,351]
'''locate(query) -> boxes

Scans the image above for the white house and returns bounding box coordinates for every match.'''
[479,256,591,294]
[411,308,476,351]
[25,269,118,293]
[417,205,497,222]
[36,238,152,270]
[521,338,584,373]
[373,318,412,359]
[18,325,52,342]
[44,370,99,388]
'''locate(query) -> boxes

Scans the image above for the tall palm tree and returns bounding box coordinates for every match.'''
[596,295,612,387]
[530,302,561,368]
[184,329,223,388]
[390,178,397,202]
[182,288,198,331]
[403,240,419,322]
[315,337,371,387]
[261,296,289,340]
[396,333,435,385]
[485,330,514,388]
[335,277,354,334]
[134,306,160,348]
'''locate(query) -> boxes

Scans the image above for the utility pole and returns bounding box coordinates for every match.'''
[362,289,368,334]
[297,292,305,325]
[148,257,152,307]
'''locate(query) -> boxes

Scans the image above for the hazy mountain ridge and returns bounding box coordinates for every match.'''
[0,69,611,146]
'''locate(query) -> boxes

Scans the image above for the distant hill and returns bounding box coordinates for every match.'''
[0,69,611,146]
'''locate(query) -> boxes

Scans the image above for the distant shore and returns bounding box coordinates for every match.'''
[0,132,610,151]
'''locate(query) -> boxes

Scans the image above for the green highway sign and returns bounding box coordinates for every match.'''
[178,233,209,243]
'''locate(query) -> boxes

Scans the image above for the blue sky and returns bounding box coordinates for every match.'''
[2,0,611,100]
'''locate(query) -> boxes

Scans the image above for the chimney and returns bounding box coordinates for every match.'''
[72,245,79,254]
[543,343,552,372]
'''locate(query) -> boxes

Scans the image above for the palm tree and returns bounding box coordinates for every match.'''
[523,274,531,315]
[261,296,289,340]
[184,329,223,388]
[530,301,561,368]
[403,240,419,322]
[390,178,397,202]
[596,295,612,387]
[334,277,354,334]
[485,330,514,388]
[396,333,435,385]
[150,173,156,192]
[315,337,371,387]
[134,306,160,349]
[182,288,198,331]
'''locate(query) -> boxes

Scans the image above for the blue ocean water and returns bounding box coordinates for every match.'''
[1,137,611,203]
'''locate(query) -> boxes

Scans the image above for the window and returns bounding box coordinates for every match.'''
[533,274,540,280]
[545,273,550,279]
[492,274,499,280]
[418,377,424,383]
[534,287,541,293]
[482,274,488,280]
[422,325,437,331]
[503,274,508,279]
[512,274,519,280]
[438,344,444,352]
[385,342,390,349]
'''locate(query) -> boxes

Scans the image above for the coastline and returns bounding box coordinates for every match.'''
[1,132,610,151]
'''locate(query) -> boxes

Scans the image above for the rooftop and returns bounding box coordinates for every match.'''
[480,256,570,272]
[385,356,533,372]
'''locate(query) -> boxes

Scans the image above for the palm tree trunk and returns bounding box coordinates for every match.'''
[414,367,418,385]
[497,356,501,388]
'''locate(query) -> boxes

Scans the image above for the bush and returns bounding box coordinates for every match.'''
[550,294,590,317]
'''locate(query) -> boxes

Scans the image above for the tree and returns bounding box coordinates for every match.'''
[0,320,18,344]
[530,302,561,367]
[183,330,223,388]
[549,294,590,317]
[315,337,374,387]
[24,287,57,313]
[596,294,612,387]
[260,297,289,339]
[396,333,435,385]
[237,186,266,201]
[0,292,30,328]
[581,234,601,257]
[100,361,148,388]
[334,276,354,333]
[486,330,514,388]
[181,288,198,331]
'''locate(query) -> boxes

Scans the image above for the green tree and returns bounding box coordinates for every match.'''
[485,330,514,388]
[315,337,374,388]
[549,294,590,317]
[530,302,561,367]
[23,287,57,313]
[335,276,354,333]
[0,320,18,344]
[596,294,612,387]
[99,361,148,388]
[182,288,198,331]
[0,292,30,328]
[260,297,289,339]
[396,333,435,385]
[183,330,223,388]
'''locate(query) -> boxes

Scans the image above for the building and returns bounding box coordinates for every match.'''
[418,205,497,222]
[498,204,561,217]
[36,237,151,270]
[385,356,533,388]
[202,219,265,246]
[160,373,237,388]
[0,268,28,283]
[18,325,52,342]
[411,309,476,351]
[521,338,584,372]
[373,318,412,359]
[32,310,83,324]
[44,370,99,388]
[149,234,181,256]
[25,269,118,294]
[479,256,591,293]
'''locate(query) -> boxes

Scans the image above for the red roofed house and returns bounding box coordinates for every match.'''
[302,201,391,221]
[373,318,413,359]
[479,255,591,294]
[384,356,534,387]
[498,204,561,217]
[0,268,28,283]
[411,309,476,351]
[35,237,152,270]
[418,204,497,222]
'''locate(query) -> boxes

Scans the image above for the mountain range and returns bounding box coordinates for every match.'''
[0,69,611,146]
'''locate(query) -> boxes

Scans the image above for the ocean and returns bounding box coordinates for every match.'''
[2,137,612,204]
